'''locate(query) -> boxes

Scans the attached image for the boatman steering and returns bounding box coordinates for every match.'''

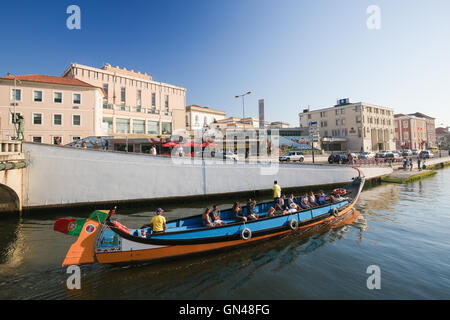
[273,180,281,207]
[149,208,166,234]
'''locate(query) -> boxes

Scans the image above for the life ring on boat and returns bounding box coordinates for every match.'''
[240,227,252,241]
[333,188,347,196]
[330,208,339,217]
[112,221,131,234]
[289,218,299,231]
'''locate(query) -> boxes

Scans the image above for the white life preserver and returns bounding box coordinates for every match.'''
[331,208,339,217]
[289,218,299,230]
[240,227,252,240]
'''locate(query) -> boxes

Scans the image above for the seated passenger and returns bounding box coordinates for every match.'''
[202,208,215,228]
[267,207,276,217]
[281,205,290,215]
[289,202,299,213]
[287,194,297,206]
[300,193,311,209]
[247,200,259,220]
[317,190,327,205]
[232,202,247,222]
[275,194,286,211]
[308,191,318,207]
[212,204,226,226]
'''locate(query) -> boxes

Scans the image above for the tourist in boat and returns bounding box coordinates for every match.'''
[267,207,276,217]
[281,205,290,215]
[308,191,319,207]
[317,190,327,205]
[287,194,297,207]
[150,208,166,234]
[212,204,226,226]
[275,194,286,211]
[300,193,311,209]
[273,180,281,205]
[232,202,247,222]
[289,202,299,213]
[202,208,215,228]
[247,200,259,220]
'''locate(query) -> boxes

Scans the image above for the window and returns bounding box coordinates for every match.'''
[103,84,108,96]
[137,90,142,107]
[33,91,43,102]
[403,121,408,129]
[165,95,169,109]
[336,119,339,126]
[320,111,326,118]
[72,136,81,141]
[147,120,159,134]
[10,112,23,124]
[54,92,62,103]
[320,121,327,127]
[102,118,113,134]
[355,106,361,111]
[133,119,145,134]
[33,113,42,125]
[356,116,361,123]
[404,132,409,140]
[53,136,62,145]
[32,136,42,143]
[341,119,345,125]
[73,115,81,126]
[73,93,81,104]
[162,122,172,135]
[121,88,126,104]
[324,130,328,137]
[152,93,156,107]
[116,118,130,133]
[11,89,21,101]
[54,114,62,125]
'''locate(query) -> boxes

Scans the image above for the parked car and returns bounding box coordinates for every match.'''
[375,151,388,158]
[328,153,349,164]
[384,152,401,161]
[419,150,434,159]
[411,149,420,155]
[358,152,375,159]
[279,151,304,162]
[401,149,412,156]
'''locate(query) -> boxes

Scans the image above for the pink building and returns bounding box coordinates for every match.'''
[394,114,427,150]
[0,75,104,144]
[62,63,186,137]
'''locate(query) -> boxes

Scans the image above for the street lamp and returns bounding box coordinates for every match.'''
[8,73,22,140]
[235,91,252,128]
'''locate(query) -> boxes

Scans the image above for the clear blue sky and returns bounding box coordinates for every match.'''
[1,0,449,127]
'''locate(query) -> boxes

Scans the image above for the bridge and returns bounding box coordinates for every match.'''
[0,141,399,216]
[0,141,26,214]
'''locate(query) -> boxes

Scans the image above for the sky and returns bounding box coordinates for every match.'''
[1,0,449,127]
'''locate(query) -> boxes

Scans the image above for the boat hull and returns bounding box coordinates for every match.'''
[95,196,359,265]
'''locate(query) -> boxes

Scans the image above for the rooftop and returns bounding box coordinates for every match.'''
[1,74,97,88]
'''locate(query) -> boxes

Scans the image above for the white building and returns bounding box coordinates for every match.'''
[299,98,395,152]
[185,105,226,132]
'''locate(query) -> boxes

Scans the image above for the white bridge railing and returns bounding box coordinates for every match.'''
[0,140,22,154]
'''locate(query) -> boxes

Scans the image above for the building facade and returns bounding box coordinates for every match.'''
[394,114,428,150]
[299,99,395,152]
[0,75,104,144]
[408,112,436,148]
[62,63,187,137]
[185,105,226,132]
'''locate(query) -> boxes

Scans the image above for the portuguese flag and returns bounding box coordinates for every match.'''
[54,211,109,236]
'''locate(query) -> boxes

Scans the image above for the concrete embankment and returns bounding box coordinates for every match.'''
[21,143,392,211]
[381,156,450,184]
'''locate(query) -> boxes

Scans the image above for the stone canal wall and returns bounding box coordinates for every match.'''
[22,143,392,210]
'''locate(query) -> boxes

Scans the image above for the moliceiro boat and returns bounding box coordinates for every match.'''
[55,168,365,266]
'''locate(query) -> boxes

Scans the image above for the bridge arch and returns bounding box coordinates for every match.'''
[0,183,20,214]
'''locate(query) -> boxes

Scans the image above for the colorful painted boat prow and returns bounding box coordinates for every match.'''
[57,170,364,267]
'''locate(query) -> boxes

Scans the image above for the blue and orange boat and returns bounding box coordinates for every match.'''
[55,169,364,266]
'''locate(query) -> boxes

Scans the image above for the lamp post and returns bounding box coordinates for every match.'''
[235,91,251,129]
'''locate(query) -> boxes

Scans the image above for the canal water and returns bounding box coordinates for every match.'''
[1,168,450,300]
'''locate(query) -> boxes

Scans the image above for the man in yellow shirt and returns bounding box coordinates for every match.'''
[273,180,281,204]
[150,208,166,234]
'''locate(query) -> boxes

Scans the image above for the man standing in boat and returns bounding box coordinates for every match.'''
[273,181,281,206]
[149,208,166,234]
